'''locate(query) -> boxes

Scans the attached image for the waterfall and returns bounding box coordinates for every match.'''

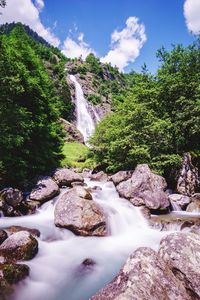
[1,179,166,300]
[69,75,97,143]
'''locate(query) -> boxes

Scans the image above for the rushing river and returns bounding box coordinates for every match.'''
[1,179,167,300]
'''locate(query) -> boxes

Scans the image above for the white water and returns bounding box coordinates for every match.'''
[170,200,182,212]
[1,180,167,300]
[69,75,98,143]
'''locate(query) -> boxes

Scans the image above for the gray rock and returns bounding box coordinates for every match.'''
[0,231,38,261]
[5,226,40,237]
[54,189,106,236]
[29,176,59,203]
[53,168,84,187]
[0,231,8,245]
[73,186,92,200]
[110,171,132,185]
[116,164,169,210]
[169,194,191,210]
[90,171,108,182]
[177,153,198,196]
[90,247,190,300]
[0,188,23,207]
[159,232,200,298]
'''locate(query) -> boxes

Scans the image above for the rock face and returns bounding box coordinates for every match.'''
[54,189,106,236]
[29,176,59,203]
[53,168,84,187]
[60,118,84,143]
[177,153,198,196]
[116,164,169,210]
[90,247,190,300]
[110,171,132,185]
[159,232,200,299]
[0,231,38,261]
[169,194,191,210]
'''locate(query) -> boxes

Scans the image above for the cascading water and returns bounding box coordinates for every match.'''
[69,75,98,143]
[1,180,167,300]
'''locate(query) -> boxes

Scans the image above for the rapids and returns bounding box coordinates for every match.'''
[1,179,167,300]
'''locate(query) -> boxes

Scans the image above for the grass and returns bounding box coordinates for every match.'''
[61,142,96,170]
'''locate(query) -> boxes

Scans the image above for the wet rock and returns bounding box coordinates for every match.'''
[159,232,200,298]
[90,247,190,300]
[29,176,59,203]
[116,164,169,210]
[110,171,132,185]
[73,186,92,200]
[90,171,108,182]
[0,231,38,261]
[169,194,191,210]
[0,188,23,208]
[5,226,40,237]
[54,189,106,236]
[53,168,84,187]
[82,258,96,267]
[0,263,29,284]
[177,153,198,196]
[186,201,200,212]
[0,231,8,245]
[71,181,85,187]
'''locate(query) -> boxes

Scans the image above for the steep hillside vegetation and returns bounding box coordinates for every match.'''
[90,41,200,186]
[0,23,73,188]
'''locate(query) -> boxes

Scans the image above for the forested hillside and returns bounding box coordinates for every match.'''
[0,23,73,188]
[90,41,200,186]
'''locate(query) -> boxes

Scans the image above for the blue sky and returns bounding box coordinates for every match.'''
[1,0,200,73]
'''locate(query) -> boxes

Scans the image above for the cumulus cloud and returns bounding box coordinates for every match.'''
[101,17,147,71]
[62,29,96,59]
[184,0,200,34]
[0,0,60,47]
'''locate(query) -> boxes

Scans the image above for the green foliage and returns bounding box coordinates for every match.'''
[0,25,65,188]
[61,142,96,170]
[90,40,200,185]
[87,94,101,105]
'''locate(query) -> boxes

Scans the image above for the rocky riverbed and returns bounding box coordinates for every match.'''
[0,163,200,300]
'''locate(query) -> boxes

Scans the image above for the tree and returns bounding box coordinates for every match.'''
[0,0,6,8]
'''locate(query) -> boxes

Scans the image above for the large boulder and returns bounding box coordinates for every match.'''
[53,168,84,187]
[177,153,198,196]
[90,247,190,300]
[110,171,132,186]
[0,231,38,261]
[29,176,59,203]
[169,194,191,210]
[116,164,169,210]
[54,189,106,236]
[159,232,200,298]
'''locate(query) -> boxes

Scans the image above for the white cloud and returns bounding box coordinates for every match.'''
[62,30,96,59]
[35,0,44,11]
[101,16,147,71]
[0,0,60,47]
[184,0,200,34]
